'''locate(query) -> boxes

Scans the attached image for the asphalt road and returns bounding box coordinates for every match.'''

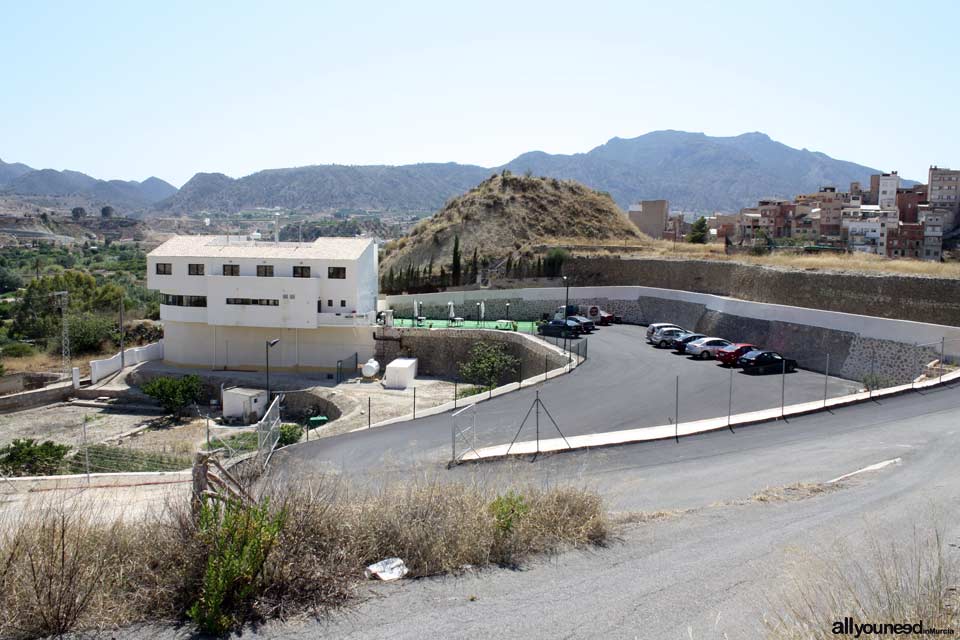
[273,324,860,480]
[115,325,960,639]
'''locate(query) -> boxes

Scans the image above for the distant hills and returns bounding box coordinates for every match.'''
[3,131,904,215]
[0,158,176,209]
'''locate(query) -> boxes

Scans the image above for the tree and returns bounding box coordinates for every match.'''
[470,248,479,284]
[141,374,203,417]
[0,439,71,476]
[439,265,447,288]
[459,341,520,389]
[504,255,513,278]
[451,235,461,287]
[71,207,86,220]
[0,266,23,294]
[100,206,115,218]
[687,216,708,244]
[543,248,569,278]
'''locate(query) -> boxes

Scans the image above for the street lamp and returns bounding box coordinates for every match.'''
[563,276,570,353]
[505,302,510,321]
[265,338,280,401]
[476,302,480,326]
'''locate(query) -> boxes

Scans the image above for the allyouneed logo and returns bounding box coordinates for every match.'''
[832,617,955,636]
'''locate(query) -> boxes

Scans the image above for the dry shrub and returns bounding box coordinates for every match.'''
[0,478,608,636]
[766,526,960,639]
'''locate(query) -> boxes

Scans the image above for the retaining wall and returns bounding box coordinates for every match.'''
[0,372,61,397]
[375,327,570,383]
[385,286,960,384]
[90,340,164,384]
[0,381,74,414]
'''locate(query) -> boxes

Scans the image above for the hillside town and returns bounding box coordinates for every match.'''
[631,165,959,260]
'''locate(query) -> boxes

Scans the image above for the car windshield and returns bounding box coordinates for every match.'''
[741,350,764,359]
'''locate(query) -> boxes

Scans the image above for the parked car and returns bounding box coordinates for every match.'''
[537,319,582,339]
[671,332,706,353]
[686,337,733,359]
[651,326,687,348]
[567,315,596,333]
[646,323,683,341]
[577,304,620,325]
[738,350,798,374]
[717,343,760,367]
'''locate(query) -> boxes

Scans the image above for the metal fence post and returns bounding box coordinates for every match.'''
[368,396,371,429]
[674,375,679,442]
[781,359,786,418]
[727,366,733,431]
[940,337,945,383]
[413,387,416,420]
[545,353,548,382]
[870,350,876,399]
[82,414,90,483]
[823,353,830,408]
[451,413,456,463]
[454,378,458,408]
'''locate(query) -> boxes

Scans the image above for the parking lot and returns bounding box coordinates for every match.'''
[273,323,862,479]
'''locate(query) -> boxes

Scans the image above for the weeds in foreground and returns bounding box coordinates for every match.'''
[766,526,960,638]
[0,479,607,638]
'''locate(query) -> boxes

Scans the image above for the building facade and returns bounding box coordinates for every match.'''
[928,166,960,219]
[627,199,670,239]
[146,235,378,371]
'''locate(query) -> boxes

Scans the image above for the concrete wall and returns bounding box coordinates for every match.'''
[556,257,960,327]
[162,321,375,371]
[385,286,960,384]
[90,341,165,384]
[0,381,73,414]
[0,372,61,397]
[375,327,569,383]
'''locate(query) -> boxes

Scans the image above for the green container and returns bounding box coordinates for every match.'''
[309,416,328,428]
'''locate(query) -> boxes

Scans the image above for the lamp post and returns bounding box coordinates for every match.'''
[476,302,480,326]
[265,338,280,401]
[505,302,510,321]
[563,276,570,353]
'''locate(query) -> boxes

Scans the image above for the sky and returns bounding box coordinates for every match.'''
[1,0,957,187]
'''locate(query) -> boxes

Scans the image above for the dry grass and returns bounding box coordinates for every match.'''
[0,477,608,637]
[0,349,113,377]
[766,526,960,638]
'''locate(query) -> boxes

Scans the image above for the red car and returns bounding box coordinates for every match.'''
[717,343,759,367]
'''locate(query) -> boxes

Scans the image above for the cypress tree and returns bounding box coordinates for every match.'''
[452,235,461,287]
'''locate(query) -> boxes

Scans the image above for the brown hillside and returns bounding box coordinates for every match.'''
[380,173,646,274]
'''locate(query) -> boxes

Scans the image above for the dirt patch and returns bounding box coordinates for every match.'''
[0,404,163,448]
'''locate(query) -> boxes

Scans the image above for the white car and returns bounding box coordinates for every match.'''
[650,327,687,348]
[646,323,683,341]
[686,337,732,359]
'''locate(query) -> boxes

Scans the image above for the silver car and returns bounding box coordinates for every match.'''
[650,326,687,348]
[686,337,732,359]
[646,322,683,341]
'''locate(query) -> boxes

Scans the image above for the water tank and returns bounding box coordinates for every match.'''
[361,358,380,378]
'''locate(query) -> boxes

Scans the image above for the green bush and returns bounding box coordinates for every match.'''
[142,374,203,416]
[1,341,36,358]
[458,342,520,389]
[489,491,529,535]
[0,439,71,476]
[188,498,285,635]
[277,424,302,448]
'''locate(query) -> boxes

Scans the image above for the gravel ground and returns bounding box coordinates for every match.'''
[0,403,164,448]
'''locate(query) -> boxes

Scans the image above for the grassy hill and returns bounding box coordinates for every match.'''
[379,173,644,284]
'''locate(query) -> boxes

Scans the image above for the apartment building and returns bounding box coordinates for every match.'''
[896,184,927,223]
[928,166,960,220]
[877,172,900,208]
[886,222,924,259]
[919,210,944,261]
[146,235,378,370]
[627,199,670,239]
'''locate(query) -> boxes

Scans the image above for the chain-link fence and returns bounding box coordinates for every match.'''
[446,332,960,464]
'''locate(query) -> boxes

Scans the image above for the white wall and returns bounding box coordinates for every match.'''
[90,341,164,384]
[384,286,960,356]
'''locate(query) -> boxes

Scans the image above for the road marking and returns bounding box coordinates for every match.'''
[828,457,902,484]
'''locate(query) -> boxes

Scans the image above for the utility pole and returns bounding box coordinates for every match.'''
[51,291,70,379]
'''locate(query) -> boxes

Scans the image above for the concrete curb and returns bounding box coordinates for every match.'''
[456,368,960,463]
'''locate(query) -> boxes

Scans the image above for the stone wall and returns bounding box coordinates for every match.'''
[375,327,568,383]
[0,372,61,397]
[563,257,960,327]
[0,382,73,414]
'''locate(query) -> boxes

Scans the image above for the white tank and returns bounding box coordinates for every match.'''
[361,358,380,378]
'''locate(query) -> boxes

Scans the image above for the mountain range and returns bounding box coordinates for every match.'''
[0,158,176,209]
[2,131,905,214]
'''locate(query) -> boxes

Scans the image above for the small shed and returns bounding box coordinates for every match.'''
[383,357,418,390]
[222,387,269,424]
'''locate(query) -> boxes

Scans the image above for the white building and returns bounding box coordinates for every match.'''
[877,172,900,209]
[147,235,378,371]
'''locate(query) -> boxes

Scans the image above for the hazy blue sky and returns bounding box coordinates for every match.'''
[1,0,957,186]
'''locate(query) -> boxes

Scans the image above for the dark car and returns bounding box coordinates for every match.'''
[717,343,760,367]
[567,315,596,333]
[537,319,582,339]
[671,332,706,353]
[738,350,797,374]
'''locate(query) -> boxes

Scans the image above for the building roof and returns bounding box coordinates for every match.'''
[223,387,267,398]
[148,234,374,261]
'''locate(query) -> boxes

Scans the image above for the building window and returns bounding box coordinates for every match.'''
[317,299,322,312]
[156,263,172,275]
[340,299,346,307]
[223,264,239,276]
[328,266,346,279]
[293,266,311,278]
[327,299,333,308]
[257,265,274,277]
[225,298,279,306]
[188,263,204,276]
[161,294,207,307]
